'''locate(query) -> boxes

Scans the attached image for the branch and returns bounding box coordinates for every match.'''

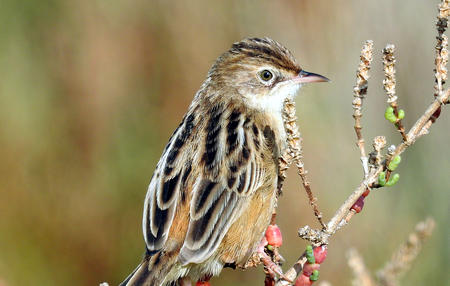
[376,218,435,286]
[283,99,325,228]
[343,218,435,286]
[382,44,407,142]
[352,40,374,178]
[347,248,377,286]
[272,1,449,285]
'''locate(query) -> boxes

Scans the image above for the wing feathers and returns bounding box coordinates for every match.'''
[179,192,239,264]
[158,173,180,209]
[143,104,268,265]
[179,112,264,264]
[190,179,223,220]
[143,111,197,252]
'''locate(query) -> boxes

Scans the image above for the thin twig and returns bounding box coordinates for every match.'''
[283,98,325,228]
[302,72,450,250]
[272,2,449,285]
[435,0,449,98]
[382,44,407,142]
[352,40,374,178]
[275,255,308,286]
[370,136,387,170]
[347,248,377,286]
[390,87,449,158]
[327,0,450,237]
[326,88,450,237]
[376,218,435,286]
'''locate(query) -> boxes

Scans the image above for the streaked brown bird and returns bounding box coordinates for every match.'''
[121,37,327,286]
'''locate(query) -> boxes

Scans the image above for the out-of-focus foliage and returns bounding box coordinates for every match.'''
[0,1,448,285]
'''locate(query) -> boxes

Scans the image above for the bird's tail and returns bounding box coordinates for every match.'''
[120,251,178,286]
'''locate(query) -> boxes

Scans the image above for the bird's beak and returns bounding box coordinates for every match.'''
[292,70,330,84]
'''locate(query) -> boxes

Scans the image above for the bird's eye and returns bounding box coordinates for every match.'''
[259,70,274,82]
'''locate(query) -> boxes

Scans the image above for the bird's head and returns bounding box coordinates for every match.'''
[206,37,328,113]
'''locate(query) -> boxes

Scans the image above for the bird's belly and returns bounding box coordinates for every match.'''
[218,182,278,266]
[180,183,277,282]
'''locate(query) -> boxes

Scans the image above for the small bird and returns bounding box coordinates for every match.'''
[121,37,327,286]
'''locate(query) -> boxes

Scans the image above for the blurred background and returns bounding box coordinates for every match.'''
[0,0,448,285]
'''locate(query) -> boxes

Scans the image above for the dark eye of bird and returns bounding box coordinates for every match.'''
[259,70,273,81]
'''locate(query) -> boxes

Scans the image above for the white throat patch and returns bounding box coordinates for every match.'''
[247,82,302,115]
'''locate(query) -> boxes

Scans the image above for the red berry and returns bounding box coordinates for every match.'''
[431,106,441,123]
[295,274,313,286]
[303,263,320,277]
[313,246,328,264]
[265,224,282,247]
[362,189,370,197]
[351,195,365,213]
[196,282,211,286]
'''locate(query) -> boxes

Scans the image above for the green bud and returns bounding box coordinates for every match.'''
[306,253,315,264]
[385,106,397,123]
[310,270,320,281]
[306,245,315,263]
[398,109,405,120]
[388,155,402,171]
[386,173,400,187]
[378,171,386,186]
[266,245,274,251]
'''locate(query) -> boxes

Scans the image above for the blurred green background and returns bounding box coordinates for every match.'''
[0,0,448,285]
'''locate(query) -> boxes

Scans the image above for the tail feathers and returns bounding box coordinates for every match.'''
[120,252,177,286]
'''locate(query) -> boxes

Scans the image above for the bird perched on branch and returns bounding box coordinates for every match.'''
[121,37,327,286]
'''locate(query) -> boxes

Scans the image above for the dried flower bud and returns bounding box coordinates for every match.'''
[387,145,396,155]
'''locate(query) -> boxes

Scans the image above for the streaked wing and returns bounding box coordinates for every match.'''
[178,105,265,265]
[143,102,266,265]
[143,112,196,252]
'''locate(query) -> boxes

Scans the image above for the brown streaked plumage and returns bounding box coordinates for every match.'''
[121,37,328,286]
